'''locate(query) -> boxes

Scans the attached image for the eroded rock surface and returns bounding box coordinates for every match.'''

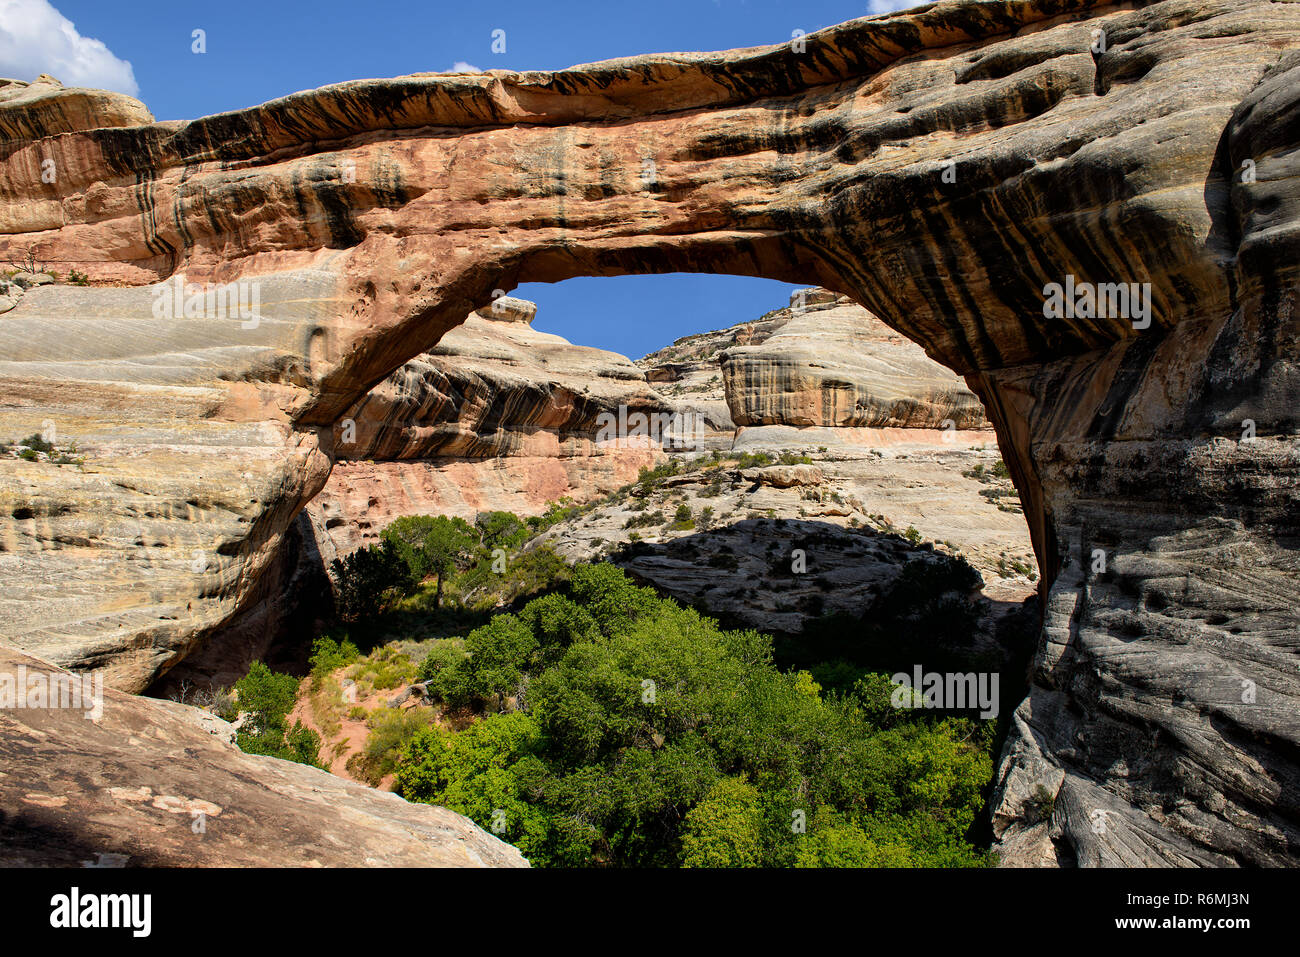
[310,298,667,554]
[1,0,1298,866]
[722,289,988,430]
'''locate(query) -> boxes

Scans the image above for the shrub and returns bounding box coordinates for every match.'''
[349,707,435,786]
[669,503,694,530]
[624,510,666,529]
[309,634,360,686]
[680,777,764,868]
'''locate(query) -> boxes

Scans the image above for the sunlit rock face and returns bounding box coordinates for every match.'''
[721,288,989,430]
[1,0,1299,865]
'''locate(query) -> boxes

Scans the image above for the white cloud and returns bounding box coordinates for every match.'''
[867,0,920,13]
[0,0,138,96]
[448,61,483,73]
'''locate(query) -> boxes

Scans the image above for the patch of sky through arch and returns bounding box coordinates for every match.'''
[515,274,805,361]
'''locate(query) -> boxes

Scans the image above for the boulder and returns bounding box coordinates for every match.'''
[741,464,826,488]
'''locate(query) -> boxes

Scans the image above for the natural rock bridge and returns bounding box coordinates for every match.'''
[0,0,1297,866]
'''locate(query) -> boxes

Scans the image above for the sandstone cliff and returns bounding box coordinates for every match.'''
[636,309,786,447]
[311,297,668,555]
[1,0,1298,866]
[720,289,989,430]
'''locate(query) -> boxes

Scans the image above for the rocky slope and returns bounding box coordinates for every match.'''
[0,646,527,867]
[536,435,1034,629]
[1,0,1298,866]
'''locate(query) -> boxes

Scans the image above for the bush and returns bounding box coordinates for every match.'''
[527,499,584,535]
[669,503,694,530]
[417,638,472,704]
[623,510,666,529]
[351,645,418,692]
[349,707,435,786]
[309,634,360,686]
[680,777,764,868]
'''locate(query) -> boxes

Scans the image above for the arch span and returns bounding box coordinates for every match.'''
[1,0,1298,865]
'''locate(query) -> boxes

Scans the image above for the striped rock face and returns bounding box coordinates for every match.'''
[0,0,1298,865]
[720,288,991,430]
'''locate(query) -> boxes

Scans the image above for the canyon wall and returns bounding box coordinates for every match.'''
[311,296,666,555]
[1,0,1298,865]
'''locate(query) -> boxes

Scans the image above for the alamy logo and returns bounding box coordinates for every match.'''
[50,887,151,937]
[890,666,999,719]
[0,665,102,720]
[594,406,706,451]
[1042,274,1151,329]
[151,275,262,329]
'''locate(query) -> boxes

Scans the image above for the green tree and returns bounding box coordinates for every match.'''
[418,638,472,704]
[463,614,538,706]
[680,777,765,867]
[475,510,529,551]
[396,713,563,863]
[233,662,322,768]
[382,515,478,608]
[392,564,997,868]
[330,541,414,622]
[233,661,297,736]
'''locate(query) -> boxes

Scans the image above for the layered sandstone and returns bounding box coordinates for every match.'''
[0,0,1297,866]
[637,309,787,448]
[310,297,667,554]
[721,289,989,430]
[0,75,153,146]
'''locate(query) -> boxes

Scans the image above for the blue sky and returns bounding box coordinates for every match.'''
[7,0,919,357]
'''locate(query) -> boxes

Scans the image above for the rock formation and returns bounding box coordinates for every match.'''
[637,311,782,448]
[310,297,667,555]
[721,288,988,430]
[1,0,1298,866]
[0,647,527,867]
[638,286,989,443]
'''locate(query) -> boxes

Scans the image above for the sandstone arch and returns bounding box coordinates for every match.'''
[1,0,1297,865]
